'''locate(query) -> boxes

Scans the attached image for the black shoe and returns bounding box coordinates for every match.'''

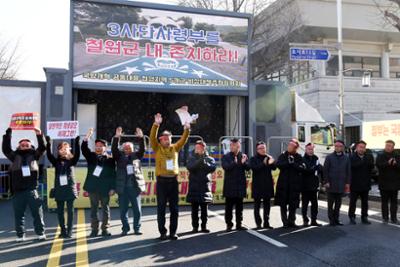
[58,230,68,239]
[134,231,143,235]
[236,225,247,231]
[303,221,309,227]
[311,221,322,227]
[288,222,299,228]
[192,227,199,233]
[66,230,72,238]
[335,221,344,226]
[283,223,290,228]
[349,218,356,225]
[102,230,111,237]
[169,234,178,240]
[201,228,210,233]
[361,219,371,225]
[391,220,399,225]
[383,219,389,224]
[89,230,98,238]
[256,224,262,230]
[329,221,336,226]
[226,225,233,232]
[263,224,274,230]
[120,231,128,236]
[159,233,168,240]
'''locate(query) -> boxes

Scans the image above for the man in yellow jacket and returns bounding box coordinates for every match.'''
[150,113,190,240]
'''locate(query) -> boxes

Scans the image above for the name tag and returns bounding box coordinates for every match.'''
[59,175,68,186]
[127,164,134,175]
[22,166,31,177]
[93,166,103,177]
[166,159,174,171]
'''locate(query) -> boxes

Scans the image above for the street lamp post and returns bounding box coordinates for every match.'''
[337,0,345,143]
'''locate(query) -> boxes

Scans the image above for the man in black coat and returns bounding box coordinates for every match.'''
[376,140,400,224]
[302,143,322,227]
[81,128,116,237]
[249,141,276,229]
[323,140,351,226]
[186,140,216,233]
[276,139,305,228]
[2,127,46,242]
[348,140,374,225]
[112,127,145,235]
[222,138,250,231]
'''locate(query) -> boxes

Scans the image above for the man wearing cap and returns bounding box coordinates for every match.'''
[323,140,351,226]
[301,143,323,227]
[275,138,305,228]
[376,140,400,224]
[249,141,276,229]
[348,140,374,225]
[82,128,116,237]
[222,138,250,231]
[186,140,216,233]
[112,126,145,236]
[2,127,46,242]
[150,113,190,240]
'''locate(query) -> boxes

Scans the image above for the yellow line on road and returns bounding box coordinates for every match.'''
[46,227,63,267]
[76,209,89,267]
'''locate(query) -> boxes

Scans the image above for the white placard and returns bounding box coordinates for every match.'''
[166,159,174,171]
[21,166,31,177]
[47,121,79,140]
[127,165,134,175]
[93,166,103,177]
[59,175,68,186]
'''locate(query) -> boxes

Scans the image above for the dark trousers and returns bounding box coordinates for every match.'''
[380,190,398,222]
[56,199,74,232]
[225,197,243,227]
[348,191,369,219]
[302,191,318,222]
[118,187,141,232]
[327,192,342,223]
[191,202,208,229]
[280,202,297,226]
[89,192,110,232]
[156,177,179,235]
[12,189,45,237]
[254,197,271,227]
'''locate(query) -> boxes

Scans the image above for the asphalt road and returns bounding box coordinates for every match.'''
[0,197,399,267]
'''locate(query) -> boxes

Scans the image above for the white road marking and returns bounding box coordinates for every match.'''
[317,200,380,216]
[208,210,288,248]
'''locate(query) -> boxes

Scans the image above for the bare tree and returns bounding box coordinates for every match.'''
[178,0,310,82]
[374,0,400,31]
[0,38,20,80]
[252,1,308,81]
[178,0,272,13]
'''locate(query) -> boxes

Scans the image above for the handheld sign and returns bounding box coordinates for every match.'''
[47,121,79,140]
[9,112,40,130]
[175,106,199,125]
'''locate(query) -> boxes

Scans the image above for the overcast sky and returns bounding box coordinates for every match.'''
[0,0,180,81]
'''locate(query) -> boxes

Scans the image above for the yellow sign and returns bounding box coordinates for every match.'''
[47,167,279,209]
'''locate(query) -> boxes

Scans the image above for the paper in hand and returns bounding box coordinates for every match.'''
[175,106,199,125]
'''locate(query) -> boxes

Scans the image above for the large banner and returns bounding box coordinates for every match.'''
[362,119,400,149]
[72,1,249,91]
[47,167,279,209]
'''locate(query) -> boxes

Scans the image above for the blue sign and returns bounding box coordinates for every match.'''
[290,48,330,61]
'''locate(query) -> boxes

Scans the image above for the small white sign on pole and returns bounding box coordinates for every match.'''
[47,121,80,140]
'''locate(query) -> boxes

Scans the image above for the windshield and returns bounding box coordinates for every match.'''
[311,126,334,146]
